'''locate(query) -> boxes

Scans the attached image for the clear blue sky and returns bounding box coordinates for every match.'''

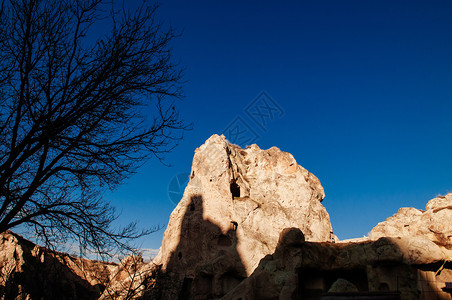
[105,0,452,250]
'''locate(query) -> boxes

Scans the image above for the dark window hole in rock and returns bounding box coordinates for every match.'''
[179,277,193,300]
[379,282,390,291]
[230,181,240,199]
[231,221,238,231]
[220,272,245,296]
[193,275,213,298]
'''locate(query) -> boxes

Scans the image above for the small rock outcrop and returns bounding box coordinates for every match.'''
[99,255,165,300]
[370,193,452,248]
[153,134,334,298]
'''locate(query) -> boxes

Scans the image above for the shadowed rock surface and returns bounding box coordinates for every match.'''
[222,228,452,300]
[0,230,115,299]
[328,278,359,293]
[0,231,162,300]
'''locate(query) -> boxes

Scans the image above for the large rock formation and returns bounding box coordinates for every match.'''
[370,193,452,247]
[152,134,334,298]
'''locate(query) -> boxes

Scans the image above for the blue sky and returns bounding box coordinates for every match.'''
[105,1,452,250]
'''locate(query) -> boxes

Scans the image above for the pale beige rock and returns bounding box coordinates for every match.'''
[2,135,452,300]
[152,134,334,298]
[370,193,452,250]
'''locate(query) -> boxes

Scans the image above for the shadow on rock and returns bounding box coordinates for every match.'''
[223,228,452,300]
[0,231,110,299]
[145,194,246,300]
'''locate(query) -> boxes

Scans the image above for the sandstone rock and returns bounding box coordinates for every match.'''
[0,231,117,299]
[0,230,163,300]
[152,134,334,298]
[370,193,452,249]
[98,255,158,300]
[222,192,452,300]
[223,228,452,300]
[2,134,452,300]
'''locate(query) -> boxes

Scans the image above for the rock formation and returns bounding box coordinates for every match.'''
[152,134,334,298]
[223,194,452,300]
[328,278,359,293]
[223,229,452,300]
[99,255,158,300]
[0,230,159,300]
[0,230,116,299]
[370,193,452,247]
[2,134,452,300]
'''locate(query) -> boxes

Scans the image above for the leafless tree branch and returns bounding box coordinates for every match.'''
[0,0,189,256]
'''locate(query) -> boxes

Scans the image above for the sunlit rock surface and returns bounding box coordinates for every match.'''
[152,134,334,298]
[370,193,452,248]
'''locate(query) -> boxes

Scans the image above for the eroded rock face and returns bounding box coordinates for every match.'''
[153,134,334,298]
[224,194,452,300]
[223,229,452,300]
[0,231,117,299]
[98,255,159,300]
[370,193,452,247]
[0,229,163,300]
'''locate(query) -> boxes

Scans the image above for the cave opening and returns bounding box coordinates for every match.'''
[230,181,240,199]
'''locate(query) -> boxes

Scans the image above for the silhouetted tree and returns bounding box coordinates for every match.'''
[0,0,187,255]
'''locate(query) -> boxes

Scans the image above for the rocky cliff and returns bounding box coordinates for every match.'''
[152,134,334,298]
[0,230,158,299]
[0,230,115,299]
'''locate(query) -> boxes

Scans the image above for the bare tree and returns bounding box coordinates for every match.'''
[0,0,187,255]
